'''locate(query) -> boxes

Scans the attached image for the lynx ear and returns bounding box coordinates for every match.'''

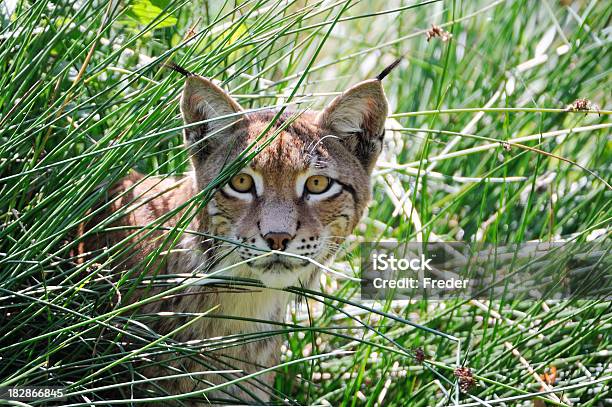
[316,79,388,172]
[180,76,243,160]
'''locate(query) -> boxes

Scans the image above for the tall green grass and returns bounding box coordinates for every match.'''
[0,0,610,405]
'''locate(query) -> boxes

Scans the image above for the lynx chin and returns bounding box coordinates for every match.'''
[83,60,398,405]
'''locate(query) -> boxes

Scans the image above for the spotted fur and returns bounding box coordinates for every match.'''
[84,71,391,405]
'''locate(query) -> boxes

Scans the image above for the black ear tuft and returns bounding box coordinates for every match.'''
[376,57,403,81]
[163,61,195,77]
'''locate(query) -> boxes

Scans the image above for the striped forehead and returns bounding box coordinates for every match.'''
[243,112,327,173]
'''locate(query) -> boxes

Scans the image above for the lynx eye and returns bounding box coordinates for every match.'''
[229,173,254,193]
[305,175,331,194]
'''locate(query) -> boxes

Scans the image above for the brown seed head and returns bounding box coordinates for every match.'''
[454,366,476,393]
[414,347,425,364]
[426,24,453,42]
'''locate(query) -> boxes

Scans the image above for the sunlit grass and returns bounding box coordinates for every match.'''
[1,0,610,405]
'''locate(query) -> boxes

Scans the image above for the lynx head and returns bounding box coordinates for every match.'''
[179,70,391,288]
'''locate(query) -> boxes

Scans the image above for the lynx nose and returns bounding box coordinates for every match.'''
[264,232,292,251]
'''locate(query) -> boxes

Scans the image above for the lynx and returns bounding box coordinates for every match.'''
[85,60,398,405]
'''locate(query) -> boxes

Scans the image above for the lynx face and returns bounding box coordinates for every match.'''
[180,75,388,287]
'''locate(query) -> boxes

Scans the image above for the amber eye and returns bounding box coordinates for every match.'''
[229,173,254,193]
[305,175,331,194]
